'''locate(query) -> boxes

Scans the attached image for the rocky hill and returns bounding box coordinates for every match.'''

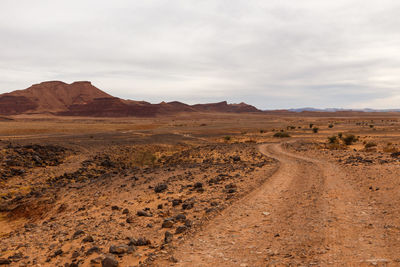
[0,81,261,117]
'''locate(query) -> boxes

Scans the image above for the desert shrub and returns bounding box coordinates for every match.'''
[328,136,338,144]
[312,127,319,133]
[369,125,374,128]
[224,136,231,141]
[328,124,334,128]
[259,129,265,133]
[309,123,314,128]
[338,132,343,139]
[364,142,377,149]
[343,134,358,145]
[273,132,291,138]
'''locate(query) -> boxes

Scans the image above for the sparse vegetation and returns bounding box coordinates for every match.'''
[309,123,314,128]
[312,127,319,133]
[224,135,232,141]
[328,124,334,128]
[343,134,358,145]
[273,132,291,138]
[328,136,338,144]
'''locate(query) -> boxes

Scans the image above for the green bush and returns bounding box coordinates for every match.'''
[224,136,231,141]
[273,132,291,138]
[328,136,338,144]
[312,127,319,133]
[343,134,358,145]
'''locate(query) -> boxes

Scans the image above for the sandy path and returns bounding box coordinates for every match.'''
[165,143,394,266]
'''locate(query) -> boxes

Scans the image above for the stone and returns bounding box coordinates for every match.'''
[175,226,187,234]
[122,208,129,214]
[162,219,174,228]
[137,210,152,217]
[109,244,131,254]
[175,214,186,221]
[154,183,168,193]
[164,231,173,243]
[101,256,119,267]
[72,229,84,238]
[0,258,11,265]
[126,216,135,223]
[129,237,151,246]
[193,182,203,189]
[86,246,101,256]
[83,235,94,243]
[54,249,63,256]
[172,199,182,207]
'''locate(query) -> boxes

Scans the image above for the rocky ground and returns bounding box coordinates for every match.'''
[0,138,277,266]
[1,114,400,266]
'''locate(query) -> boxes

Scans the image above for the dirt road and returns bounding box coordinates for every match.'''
[165,143,395,266]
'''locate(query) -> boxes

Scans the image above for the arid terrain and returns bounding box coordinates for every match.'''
[0,112,400,266]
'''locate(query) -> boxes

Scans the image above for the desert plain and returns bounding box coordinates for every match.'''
[0,112,400,267]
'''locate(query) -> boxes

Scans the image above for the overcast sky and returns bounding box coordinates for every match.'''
[1,0,400,109]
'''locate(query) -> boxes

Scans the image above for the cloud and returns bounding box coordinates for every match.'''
[0,0,400,109]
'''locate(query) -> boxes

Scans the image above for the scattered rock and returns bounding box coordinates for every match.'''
[154,183,168,193]
[0,258,11,265]
[129,237,151,246]
[101,256,119,267]
[175,226,187,234]
[109,244,132,255]
[175,214,186,221]
[182,201,194,210]
[232,156,241,162]
[122,208,129,214]
[172,199,182,207]
[162,219,174,228]
[126,216,135,223]
[137,210,152,217]
[86,246,101,256]
[193,182,203,189]
[164,231,173,243]
[83,235,94,243]
[54,249,63,256]
[72,229,85,239]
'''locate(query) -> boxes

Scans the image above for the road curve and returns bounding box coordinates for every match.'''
[160,143,394,266]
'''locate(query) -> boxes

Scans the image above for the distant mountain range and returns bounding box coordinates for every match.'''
[1,81,398,117]
[0,81,260,116]
[284,107,400,113]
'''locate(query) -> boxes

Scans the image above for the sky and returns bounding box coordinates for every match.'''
[1,0,400,109]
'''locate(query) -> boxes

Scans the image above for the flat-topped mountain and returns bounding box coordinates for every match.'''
[0,81,261,116]
[0,81,112,115]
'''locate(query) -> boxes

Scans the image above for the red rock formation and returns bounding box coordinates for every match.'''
[0,81,261,116]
